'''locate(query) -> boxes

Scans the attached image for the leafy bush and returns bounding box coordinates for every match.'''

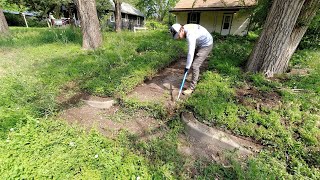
[4,12,25,26]
[145,20,168,30]
[299,11,320,49]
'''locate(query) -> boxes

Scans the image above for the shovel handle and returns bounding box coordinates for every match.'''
[177,71,188,101]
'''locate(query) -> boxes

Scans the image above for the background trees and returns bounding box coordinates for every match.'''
[136,0,178,21]
[6,0,72,17]
[113,0,121,32]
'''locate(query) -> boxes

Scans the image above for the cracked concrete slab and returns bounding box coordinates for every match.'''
[181,111,262,157]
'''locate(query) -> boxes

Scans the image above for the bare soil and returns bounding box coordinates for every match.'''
[58,58,260,163]
[127,58,192,110]
[236,86,282,111]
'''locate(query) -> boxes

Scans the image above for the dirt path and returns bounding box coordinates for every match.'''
[127,58,192,109]
[59,58,261,164]
[59,58,190,137]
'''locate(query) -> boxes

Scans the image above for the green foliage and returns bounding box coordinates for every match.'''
[0,27,82,47]
[0,119,176,179]
[0,27,190,179]
[208,35,254,81]
[136,0,178,21]
[249,0,272,30]
[145,20,168,30]
[299,10,320,49]
[3,12,25,26]
[4,12,47,27]
[0,27,182,139]
[196,153,288,179]
[186,33,320,178]
[1,27,319,179]
[6,0,72,15]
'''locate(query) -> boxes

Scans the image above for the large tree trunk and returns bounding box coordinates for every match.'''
[0,9,9,35]
[114,0,122,32]
[278,0,320,71]
[246,0,305,77]
[74,0,103,50]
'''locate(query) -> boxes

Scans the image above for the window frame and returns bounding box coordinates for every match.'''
[187,12,200,24]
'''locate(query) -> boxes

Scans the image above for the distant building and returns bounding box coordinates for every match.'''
[170,0,256,36]
[106,2,145,30]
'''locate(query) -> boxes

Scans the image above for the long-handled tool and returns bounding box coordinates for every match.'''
[177,71,188,101]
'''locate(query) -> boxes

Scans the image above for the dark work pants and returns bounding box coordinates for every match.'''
[190,44,213,90]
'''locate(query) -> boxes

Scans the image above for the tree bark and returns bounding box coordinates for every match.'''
[278,0,320,71]
[0,9,9,35]
[246,0,305,77]
[114,0,122,32]
[74,0,103,50]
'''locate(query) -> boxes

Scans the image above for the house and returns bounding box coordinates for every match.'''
[106,2,145,30]
[170,0,256,36]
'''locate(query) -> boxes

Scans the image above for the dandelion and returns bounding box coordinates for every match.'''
[69,142,76,147]
[136,176,140,180]
[95,154,99,158]
[6,139,10,143]
[10,128,14,132]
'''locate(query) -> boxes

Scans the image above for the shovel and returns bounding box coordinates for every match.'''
[177,71,188,101]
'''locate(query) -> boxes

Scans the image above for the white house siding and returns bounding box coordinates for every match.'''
[175,12,188,25]
[230,12,250,36]
[173,11,250,36]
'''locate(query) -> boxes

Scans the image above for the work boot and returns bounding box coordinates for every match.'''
[182,88,193,95]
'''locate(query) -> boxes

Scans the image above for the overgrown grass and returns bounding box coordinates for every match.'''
[187,35,320,179]
[0,27,192,178]
[1,27,319,179]
[0,118,186,179]
[0,27,184,136]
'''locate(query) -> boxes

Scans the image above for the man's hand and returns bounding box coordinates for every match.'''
[184,68,189,74]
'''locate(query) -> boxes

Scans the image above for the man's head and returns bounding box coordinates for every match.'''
[170,24,184,39]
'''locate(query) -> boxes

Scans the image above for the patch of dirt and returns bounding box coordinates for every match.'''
[236,86,281,110]
[59,104,164,138]
[128,58,189,109]
[288,68,311,76]
[127,58,208,111]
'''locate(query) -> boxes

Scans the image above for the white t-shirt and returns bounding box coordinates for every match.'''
[184,24,213,69]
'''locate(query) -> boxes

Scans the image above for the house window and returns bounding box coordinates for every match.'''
[137,17,140,25]
[223,16,231,29]
[187,12,200,24]
[110,12,115,22]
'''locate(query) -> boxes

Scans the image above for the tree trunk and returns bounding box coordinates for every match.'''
[246,0,305,77]
[0,9,9,35]
[278,0,320,71]
[74,0,103,50]
[114,0,122,32]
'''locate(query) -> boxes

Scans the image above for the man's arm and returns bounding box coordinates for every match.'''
[186,35,197,69]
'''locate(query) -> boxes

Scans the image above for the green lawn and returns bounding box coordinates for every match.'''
[187,35,320,179]
[0,27,188,179]
[0,27,319,179]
